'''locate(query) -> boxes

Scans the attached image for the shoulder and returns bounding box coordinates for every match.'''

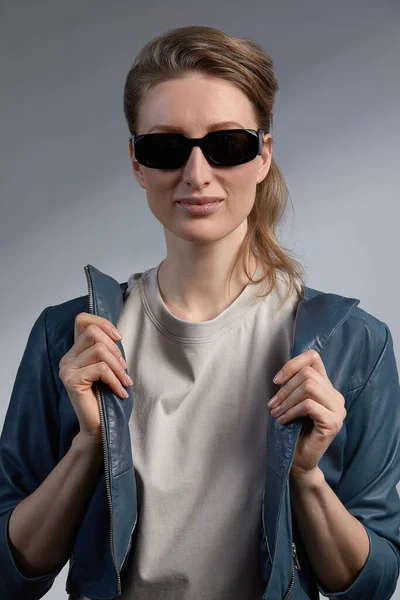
[305,283,388,341]
[304,284,390,387]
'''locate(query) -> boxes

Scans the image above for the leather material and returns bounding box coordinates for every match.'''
[0,263,399,599]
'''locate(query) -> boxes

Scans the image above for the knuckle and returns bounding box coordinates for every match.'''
[299,365,313,379]
[304,379,317,395]
[98,361,108,374]
[302,366,314,378]
[94,342,107,357]
[75,312,87,326]
[335,420,343,434]
[304,398,314,412]
[61,370,72,386]
[85,324,98,339]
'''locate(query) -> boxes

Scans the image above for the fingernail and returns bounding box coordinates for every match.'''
[267,395,278,407]
[112,328,123,340]
[273,370,283,384]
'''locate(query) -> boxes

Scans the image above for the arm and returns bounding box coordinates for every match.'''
[292,322,400,599]
[290,466,370,592]
[0,307,103,599]
[8,431,103,577]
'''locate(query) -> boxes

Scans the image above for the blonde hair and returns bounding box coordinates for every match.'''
[123,25,307,309]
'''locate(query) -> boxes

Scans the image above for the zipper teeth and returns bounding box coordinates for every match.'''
[283,563,295,600]
[292,541,301,572]
[282,543,300,599]
[84,266,121,596]
[261,301,302,600]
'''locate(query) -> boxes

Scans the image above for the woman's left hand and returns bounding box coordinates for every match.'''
[267,350,347,480]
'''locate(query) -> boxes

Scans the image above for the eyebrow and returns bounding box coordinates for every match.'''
[147,121,245,134]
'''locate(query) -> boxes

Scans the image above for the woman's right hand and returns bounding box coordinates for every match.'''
[58,313,133,445]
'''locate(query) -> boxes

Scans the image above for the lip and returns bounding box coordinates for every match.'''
[177,200,224,216]
[175,197,224,205]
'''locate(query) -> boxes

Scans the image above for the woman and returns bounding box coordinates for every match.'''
[0,25,399,600]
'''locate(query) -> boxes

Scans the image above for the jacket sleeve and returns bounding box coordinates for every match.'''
[318,322,400,599]
[0,307,65,599]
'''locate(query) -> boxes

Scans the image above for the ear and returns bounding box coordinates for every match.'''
[129,138,147,189]
[256,133,273,185]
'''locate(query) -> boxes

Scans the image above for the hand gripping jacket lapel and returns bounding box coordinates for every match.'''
[260,290,360,599]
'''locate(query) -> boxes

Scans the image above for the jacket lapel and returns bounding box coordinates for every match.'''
[262,285,360,566]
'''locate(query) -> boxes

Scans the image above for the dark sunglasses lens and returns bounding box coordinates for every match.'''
[206,131,256,166]
[134,131,257,169]
[134,134,188,169]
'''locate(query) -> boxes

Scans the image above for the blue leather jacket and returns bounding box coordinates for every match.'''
[1,264,399,600]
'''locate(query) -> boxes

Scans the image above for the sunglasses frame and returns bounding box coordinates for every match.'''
[130,128,266,169]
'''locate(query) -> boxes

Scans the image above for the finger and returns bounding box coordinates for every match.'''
[275,397,345,436]
[69,362,130,400]
[75,343,133,390]
[60,322,128,376]
[74,312,123,344]
[269,370,335,414]
[273,349,328,385]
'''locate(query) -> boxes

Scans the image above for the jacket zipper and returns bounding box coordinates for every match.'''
[263,293,302,599]
[283,543,301,599]
[282,295,302,599]
[84,266,122,596]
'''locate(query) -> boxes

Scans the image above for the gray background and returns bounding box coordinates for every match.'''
[1,0,399,597]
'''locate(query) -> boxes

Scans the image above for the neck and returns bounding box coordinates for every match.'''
[157,233,260,322]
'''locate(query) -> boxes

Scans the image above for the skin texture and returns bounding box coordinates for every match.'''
[129,74,272,322]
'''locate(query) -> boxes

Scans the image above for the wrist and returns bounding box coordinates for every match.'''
[74,430,104,456]
[290,466,325,489]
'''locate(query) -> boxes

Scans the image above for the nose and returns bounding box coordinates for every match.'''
[184,141,216,169]
[181,145,214,186]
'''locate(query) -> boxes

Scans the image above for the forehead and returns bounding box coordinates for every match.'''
[137,77,255,134]
[147,121,245,134]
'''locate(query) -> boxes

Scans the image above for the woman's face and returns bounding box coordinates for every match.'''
[129,75,272,246]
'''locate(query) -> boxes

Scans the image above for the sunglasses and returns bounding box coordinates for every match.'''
[130,128,266,169]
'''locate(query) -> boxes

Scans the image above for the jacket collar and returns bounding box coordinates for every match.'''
[84,263,360,355]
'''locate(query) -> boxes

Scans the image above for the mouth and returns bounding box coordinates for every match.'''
[176,199,224,215]
[175,198,224,206]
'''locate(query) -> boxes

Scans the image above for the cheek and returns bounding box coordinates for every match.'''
[224,174,257,215]
[143,173,176,214]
